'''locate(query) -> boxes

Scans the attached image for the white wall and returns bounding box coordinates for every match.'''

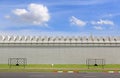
[0,46,119,64]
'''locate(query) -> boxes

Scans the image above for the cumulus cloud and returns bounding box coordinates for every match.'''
[6,3,50,26]
[70,16,86,27]
[91,19,115,30]
[93,26,103,30]
[91,19,114,26]
[13,9,28,16]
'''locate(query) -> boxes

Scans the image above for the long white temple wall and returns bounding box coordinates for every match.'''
[0,46,119,64]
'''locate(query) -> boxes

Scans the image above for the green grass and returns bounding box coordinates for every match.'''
[0,64,120,68]
[0,69,53,72]
[6,64,87,69]
[26,64,120,68]
[0,64,120,72]
[0,64,9,68]
[53,64,86,68]
[27,64,52,68]
[0,64,120,69]
[104,64,120,68]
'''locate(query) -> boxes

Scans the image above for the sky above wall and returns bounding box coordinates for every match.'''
[0,0,120,36]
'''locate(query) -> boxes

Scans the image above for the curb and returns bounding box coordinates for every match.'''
[55,70,120,74]
[67,71,74,73]
[107,70,120,74]
[55,70,76,73]
[57,71,64,73]
[108,71,114,73]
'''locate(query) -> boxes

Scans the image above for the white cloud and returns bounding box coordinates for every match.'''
[0,29,100,37]
[70,16,86,27]
[13,9,28,16]
[5,15,11,19]
[93,26,103,30]
[6,3,50,26]
[45,0,114,6]
[103,13,120,18]
[91,19,114,26]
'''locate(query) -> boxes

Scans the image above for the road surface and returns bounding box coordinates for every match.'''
[0,72,120,78]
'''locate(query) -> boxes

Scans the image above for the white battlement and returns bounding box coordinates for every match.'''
[0,35,120,44]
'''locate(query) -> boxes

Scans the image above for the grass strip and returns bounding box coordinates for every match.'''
[0,64,120,72]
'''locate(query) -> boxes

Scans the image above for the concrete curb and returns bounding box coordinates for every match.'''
[107,70,120,74]
[56,70,75,73]
[67,71,74,73]
[108,71,114,73]
[57,71,64,73]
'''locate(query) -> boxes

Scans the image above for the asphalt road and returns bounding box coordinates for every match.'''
[0,72,120,78]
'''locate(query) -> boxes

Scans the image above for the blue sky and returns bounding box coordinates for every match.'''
[0,0,120,36]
